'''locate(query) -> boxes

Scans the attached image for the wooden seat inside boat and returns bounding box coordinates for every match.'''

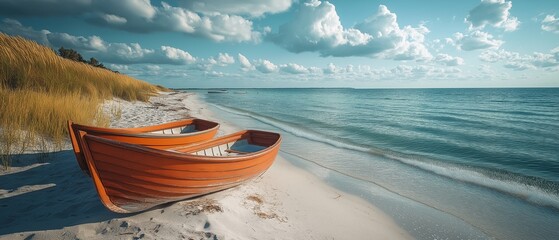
[167,130,277,157]
[173,139,267,157]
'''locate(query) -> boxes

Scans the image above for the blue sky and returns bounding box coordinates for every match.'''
[1,0,558,88]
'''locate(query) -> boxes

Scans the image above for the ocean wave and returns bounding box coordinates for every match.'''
[210,104,371,153]
[390,155,559,210]
[211,103,559,210]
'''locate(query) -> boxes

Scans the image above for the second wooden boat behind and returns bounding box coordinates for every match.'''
[80,130,281,213]
[68,118,219,175]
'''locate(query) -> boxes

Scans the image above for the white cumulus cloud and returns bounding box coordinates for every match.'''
[103,42,195,65]
[466,0,519,31]
[453,30,503,51]
[47,33,107,52]
[479,48,559,70]
[435,54,465,66]
[479,49,520,62]
[238,53,255,71]
[541,15,559,33]
[352,5,432,60]
[148,2,260,42]
[196,53,235,70]
[270,1,432,61]
[531,52,559,68]
[280,63,309,74]
[216,53,235,65]
[504,61,533,71]
[271,0,348,53]
[100,14,128,25]
[151,2,200,33]
[102,43,154,63]
[201,13,258,42]
[109,64,129,72]
[324,63,339,74]
[388,65,462,80]
[161,46,196,64]
[255,59,279,73]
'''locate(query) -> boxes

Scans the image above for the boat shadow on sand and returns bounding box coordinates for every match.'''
[0,150,127,235]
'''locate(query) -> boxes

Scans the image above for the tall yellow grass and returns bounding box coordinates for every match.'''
[0,33,162,100]
[0,33,164,169]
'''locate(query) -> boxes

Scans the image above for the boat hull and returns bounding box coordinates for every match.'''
[80,130,281,213]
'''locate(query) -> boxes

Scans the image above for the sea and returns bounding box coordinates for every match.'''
[190,88,559,239]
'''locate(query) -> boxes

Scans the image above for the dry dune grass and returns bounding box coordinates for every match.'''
[0,33,165,169]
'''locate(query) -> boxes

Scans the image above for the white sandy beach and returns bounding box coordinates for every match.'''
[0,91,411,239]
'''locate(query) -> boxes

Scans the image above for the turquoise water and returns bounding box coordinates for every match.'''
[195,88,559,239]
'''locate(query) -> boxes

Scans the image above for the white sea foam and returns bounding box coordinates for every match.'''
[390,155,559,210]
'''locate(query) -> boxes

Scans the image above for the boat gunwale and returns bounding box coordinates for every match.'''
[82,129,282,163]
[70,118,220,139]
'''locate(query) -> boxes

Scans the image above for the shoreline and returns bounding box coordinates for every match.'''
[0,91,411,239]
[182,91,412,239]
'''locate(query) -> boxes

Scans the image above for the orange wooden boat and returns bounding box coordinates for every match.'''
[79,130,281,213]
[68,119,219,175]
